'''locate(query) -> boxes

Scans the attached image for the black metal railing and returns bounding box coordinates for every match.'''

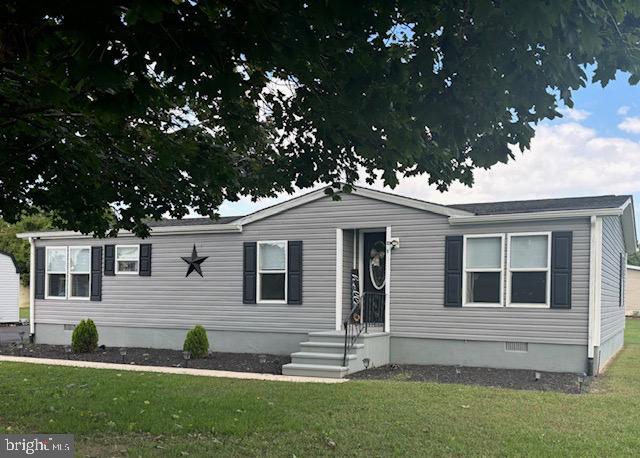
[342,292,386,366]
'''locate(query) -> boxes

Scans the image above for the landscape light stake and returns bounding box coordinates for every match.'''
[535,372,541,381]
[183,351,191,368]
[578,373,586,393]
[17,343,23,356]
[362,358,370,370]
[18,331,26,344]
[258,354,267,373]
[119,348,127,364]
[65,345,72,359]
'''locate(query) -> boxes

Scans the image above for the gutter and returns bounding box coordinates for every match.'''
[448,207,623,225]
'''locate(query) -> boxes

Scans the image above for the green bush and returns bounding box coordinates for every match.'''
[71,319,99,353]
[183,325,209,359]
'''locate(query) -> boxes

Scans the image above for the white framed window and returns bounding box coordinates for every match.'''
[45,247,68,299]
[69,246,91,299]
[506,232,551,308]
[115,245,140,274]
[462,234,504,307]
[257,241,287,303]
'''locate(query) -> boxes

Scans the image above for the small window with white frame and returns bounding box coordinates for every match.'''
[69,246,91,299]
[257,241,287,302]
[115,245,140,274]
[463,234,504,306]
[46,247,68,299]
[507,232,551,307]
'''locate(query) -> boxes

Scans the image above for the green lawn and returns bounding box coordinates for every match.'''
[2,323,640,457]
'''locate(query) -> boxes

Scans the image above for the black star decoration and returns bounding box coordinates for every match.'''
[182,244,208,277]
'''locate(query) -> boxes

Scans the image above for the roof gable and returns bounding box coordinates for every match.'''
[236,186,471,226]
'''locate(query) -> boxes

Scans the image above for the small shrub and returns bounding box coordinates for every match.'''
[183,325,209,359]
[71,319,99,353]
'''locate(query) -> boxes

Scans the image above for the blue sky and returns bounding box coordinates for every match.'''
[219,71,640,234]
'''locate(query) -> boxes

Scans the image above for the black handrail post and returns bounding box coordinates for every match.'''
[343,320,348,367]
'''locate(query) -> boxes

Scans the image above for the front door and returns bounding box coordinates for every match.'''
[363,232,386,325]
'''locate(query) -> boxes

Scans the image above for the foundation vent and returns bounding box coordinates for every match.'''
[505,342,528,353]
[63,324,75,331]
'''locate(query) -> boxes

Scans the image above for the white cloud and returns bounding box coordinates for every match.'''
[618,116,640,134]
[368,122,640,205]
[617,105,631,116]
[558,107,591,121]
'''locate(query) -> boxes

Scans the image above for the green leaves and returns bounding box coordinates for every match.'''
[1,0,640,236]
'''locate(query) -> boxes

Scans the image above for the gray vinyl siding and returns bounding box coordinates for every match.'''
[600,216,626,343]
[389,215,590,346]
[34,192,590,345]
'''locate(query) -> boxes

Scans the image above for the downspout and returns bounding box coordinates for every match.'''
[587,216,603,375]
[28,237,36,340]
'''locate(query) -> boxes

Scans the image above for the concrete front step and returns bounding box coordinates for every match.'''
[284,329,390,379]
[291,351,356,366]
[281,363,348,378]
[300,341,364,354]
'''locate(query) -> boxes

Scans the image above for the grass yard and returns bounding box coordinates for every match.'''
[2,323,640,457]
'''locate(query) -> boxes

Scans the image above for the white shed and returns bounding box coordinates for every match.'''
[0,252,20,323]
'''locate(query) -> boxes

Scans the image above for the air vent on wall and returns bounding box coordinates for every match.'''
[63,324,75,331]
[505,342,528,352]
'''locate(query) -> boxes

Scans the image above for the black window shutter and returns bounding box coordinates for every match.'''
[139,243,152,276]
[104,244,115,276]
[243,242,257,304]
[551,231,572,309]
[287,241,303,305]
[35,247,45,300]
[90,246,103,301]
[444,235,463,307]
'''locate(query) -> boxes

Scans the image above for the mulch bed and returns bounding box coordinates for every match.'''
[349,363,590,394]
[0,342,290,375]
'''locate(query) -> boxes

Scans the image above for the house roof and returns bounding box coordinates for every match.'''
[449,195,632,215]
[15,186,637,253]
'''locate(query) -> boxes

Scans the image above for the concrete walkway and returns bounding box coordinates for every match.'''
[0,355,348,384]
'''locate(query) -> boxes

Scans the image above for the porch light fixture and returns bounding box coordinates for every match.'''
[119,347,127,364]
[182,350,191,367]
